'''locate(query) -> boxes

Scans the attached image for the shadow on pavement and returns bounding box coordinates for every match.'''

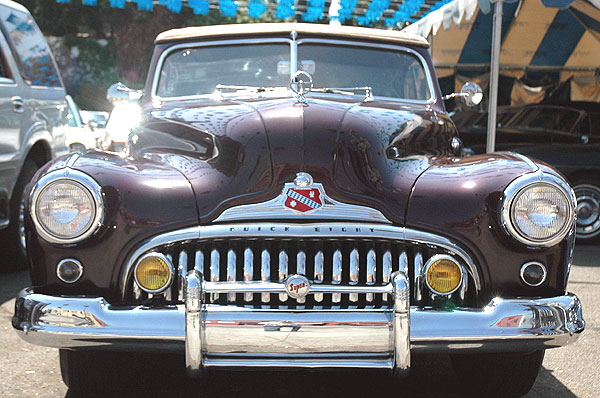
[61,353,577,398]
[0,270,29,305]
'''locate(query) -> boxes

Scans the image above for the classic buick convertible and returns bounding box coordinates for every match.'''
[13,24,584,396]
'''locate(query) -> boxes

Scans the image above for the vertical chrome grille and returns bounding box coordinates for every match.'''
[126,234,475,309]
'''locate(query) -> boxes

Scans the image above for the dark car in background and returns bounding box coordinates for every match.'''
[0,0,68,270]
[457,102,600,243]
[12,23,584,397]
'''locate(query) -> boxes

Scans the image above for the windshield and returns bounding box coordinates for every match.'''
[507,107,581,133]
[155,42,431,101]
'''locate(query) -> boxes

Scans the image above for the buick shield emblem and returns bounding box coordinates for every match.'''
[285,274,310,299]
[283,172,324,213]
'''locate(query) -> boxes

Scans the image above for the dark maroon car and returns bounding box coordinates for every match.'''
[12,23,584,396]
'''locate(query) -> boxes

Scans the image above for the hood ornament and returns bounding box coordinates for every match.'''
[283,172,323,214]
[290,71,313,103]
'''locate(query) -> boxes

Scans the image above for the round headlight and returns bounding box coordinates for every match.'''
[134,253,173,293]
[502,175,574,247]
[424,255,463,295]
[31,170,103,244]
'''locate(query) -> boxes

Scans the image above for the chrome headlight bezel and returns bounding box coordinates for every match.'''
[501,172,575,247]
[30,169,104,245]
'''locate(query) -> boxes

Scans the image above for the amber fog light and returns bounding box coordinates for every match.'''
[424,255,463,295]
[520,262,547,287]
[134,253,173,293]
[56,259,83,284]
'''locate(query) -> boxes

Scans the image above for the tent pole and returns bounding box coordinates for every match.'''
[486,0,503,153]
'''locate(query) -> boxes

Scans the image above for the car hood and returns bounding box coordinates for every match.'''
[132,96,455,224]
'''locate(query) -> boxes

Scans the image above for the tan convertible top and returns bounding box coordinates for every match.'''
[156,23,429,48]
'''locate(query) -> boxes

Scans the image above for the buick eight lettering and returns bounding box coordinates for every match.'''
[12,23,584,396]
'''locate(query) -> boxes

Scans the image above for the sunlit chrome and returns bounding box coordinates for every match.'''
[366,249,376,303]
[178,251,188,301]
[414,252,423,301]
[210,249,220,301]
[332,249,342,303]
[278,251,288,302]
[121,223,482,301]
[314,251,324,302]
[261,250,270,303]
[383,251,392,301]
[227,250,236,302]
[296,251,307,303]
[244,248,254,302]
[392,271,410,375]
[184,270,203,376]
[349,249,359,302]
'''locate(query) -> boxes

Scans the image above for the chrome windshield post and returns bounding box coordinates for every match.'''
[185,270,204,377]
[290,30,298,83]
[392,270,410,376]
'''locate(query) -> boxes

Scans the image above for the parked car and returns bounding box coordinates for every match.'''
[13,23,584,397]
[0,0,68,270]
[457,102,600,242]
[64,95,103,152]
[80,109,109,130]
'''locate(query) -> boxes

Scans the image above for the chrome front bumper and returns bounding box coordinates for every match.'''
[13,270,584,376]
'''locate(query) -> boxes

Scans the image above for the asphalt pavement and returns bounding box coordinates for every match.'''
[0,245,598,397]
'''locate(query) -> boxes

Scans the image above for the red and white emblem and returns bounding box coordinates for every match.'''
[283,173,324,213]
[284,188,322,212]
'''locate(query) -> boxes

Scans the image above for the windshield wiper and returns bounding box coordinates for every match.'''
[311,87,374,102]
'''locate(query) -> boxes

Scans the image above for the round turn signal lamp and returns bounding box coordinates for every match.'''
[134,253,173,293]
[424,255,463,295]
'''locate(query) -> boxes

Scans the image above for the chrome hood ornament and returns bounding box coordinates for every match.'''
[290,71,313,103]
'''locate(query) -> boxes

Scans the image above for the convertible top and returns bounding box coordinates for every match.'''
[155,22,429,48]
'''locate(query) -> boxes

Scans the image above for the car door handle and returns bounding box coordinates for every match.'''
[11,96,24,113]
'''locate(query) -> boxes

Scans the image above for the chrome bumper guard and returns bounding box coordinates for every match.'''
[13,271,584,376]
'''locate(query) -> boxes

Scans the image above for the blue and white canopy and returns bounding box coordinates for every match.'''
[403,0,600,77]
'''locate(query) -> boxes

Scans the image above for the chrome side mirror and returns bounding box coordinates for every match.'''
[442,82,483,107]
[107,83,143,105]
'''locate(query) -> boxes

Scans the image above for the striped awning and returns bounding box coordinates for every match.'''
[403,0,600,77]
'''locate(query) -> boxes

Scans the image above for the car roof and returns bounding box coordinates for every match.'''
[155,23,429,48]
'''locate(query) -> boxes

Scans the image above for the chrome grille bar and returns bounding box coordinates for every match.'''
[278,251,288,302]
[366,249,376,303]
[349,249,359,302]
[261,250,270,303]
[210,249,220,301]
[414,252,423,302]
[314,251,324,303]
[332,250,342,303]
[244,248,253,302]
[178,251,188,302]
[383,250,392,301]
[297,251,306,303]
[227,250,236,302]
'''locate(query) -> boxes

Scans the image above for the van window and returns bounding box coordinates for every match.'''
[0,6,61,87]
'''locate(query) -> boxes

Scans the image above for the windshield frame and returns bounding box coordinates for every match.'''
[151,37,436,104]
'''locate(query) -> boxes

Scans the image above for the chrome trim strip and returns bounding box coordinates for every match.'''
[120,223,482,299]
[14,290,584,365]
[203,281,394,294]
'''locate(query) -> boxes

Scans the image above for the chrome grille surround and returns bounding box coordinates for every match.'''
[122,223,480,307]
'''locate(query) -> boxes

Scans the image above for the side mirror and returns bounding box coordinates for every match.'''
[442,82,483,107]
[107,83,143,105]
